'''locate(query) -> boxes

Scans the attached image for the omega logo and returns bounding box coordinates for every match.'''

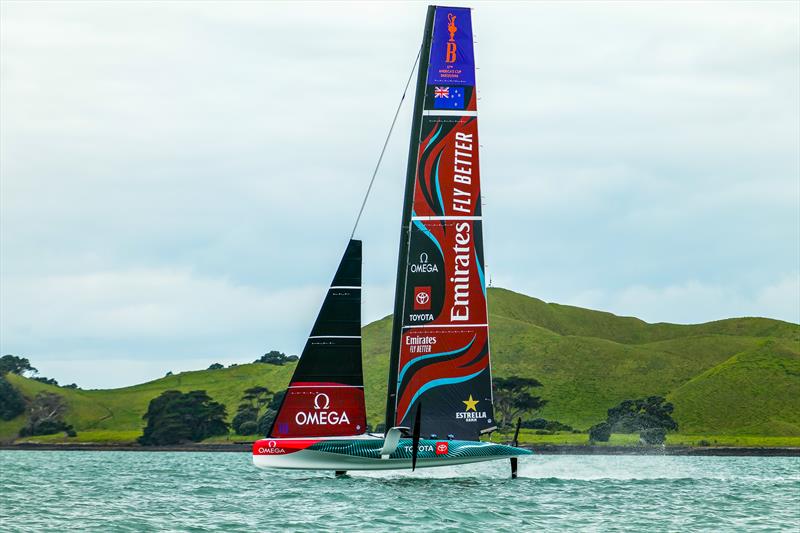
[314,393,330,410]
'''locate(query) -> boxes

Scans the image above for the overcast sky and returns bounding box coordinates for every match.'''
[1,1,798,388]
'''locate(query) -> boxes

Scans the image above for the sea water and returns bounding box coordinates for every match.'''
[1,451,798,532]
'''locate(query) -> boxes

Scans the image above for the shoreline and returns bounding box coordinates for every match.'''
[2,442,798,456]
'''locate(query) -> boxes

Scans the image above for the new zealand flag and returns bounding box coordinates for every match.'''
[433,86,465,109]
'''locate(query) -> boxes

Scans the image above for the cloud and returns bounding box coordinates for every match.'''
[1,1,797,386]
[558,273,800,325]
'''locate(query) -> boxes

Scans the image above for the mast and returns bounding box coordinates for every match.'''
[384,5,436,432]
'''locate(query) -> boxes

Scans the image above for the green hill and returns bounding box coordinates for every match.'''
[2,287,798,444]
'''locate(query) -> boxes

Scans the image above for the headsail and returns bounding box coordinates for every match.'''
[270,239,367,437]
[386,6,495,440]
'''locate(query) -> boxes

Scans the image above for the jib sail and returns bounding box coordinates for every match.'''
[386,6,495,440]
[270,239,367,438]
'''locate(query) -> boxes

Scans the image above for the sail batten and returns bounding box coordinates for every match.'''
[387,6,495,440]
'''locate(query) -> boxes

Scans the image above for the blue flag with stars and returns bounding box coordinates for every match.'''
[433,86,465,110]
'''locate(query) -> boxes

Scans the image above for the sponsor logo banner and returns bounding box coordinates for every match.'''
[436,441,449,455]
[455,394,489,423]
[396,327,490,425]
[405,219,487,326]
[252,438,321,455]
[428,7,475,86]
[414,117,480,219]
[410,252,439,274]
[414,286,432,310]
[271,385,366,438]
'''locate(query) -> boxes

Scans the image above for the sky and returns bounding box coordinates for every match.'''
[1,1,798,389]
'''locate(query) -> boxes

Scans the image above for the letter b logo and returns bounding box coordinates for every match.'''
[445,43,457,63]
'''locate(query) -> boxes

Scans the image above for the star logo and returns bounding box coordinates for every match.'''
[462,395,479,412]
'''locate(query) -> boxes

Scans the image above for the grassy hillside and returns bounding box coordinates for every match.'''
[2,287,798,444]
[668,339,800,435]
[0,363,294,442]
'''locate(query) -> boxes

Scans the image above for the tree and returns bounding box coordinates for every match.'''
[269,390,286,411]
[606,396,678,433]
[0,375,25,420]
[0,355,37,376]
[207,363,224,370]
[492,376,548,429]
[232,407,258,434]
[138,390,229,445]
[589,422,611,443]
[254,350,297,366]
[32,376,59,386]
[239,421,258,435]
[587,396,678,444]
[256,409,277,435]
[232,386,276,435]
[18,392,75,437]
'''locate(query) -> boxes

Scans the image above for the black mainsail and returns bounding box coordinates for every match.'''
[270,239,367,437]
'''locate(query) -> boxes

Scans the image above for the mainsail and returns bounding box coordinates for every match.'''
[270,239,367,438]
[386,6,495,440]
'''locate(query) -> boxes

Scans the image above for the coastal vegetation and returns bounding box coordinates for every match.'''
[492,376,547,429]
[0,375,26,420]
[1,288,798,446]
[138,390,228,445]
[18,392,76,437]
[254,350,298,366]
[0,355,37,376]
[232,386,284,435]
[589,396,678,444]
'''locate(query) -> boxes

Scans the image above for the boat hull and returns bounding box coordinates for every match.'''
[252,436,531,471]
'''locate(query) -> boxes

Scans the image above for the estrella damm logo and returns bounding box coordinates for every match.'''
[456,394,488,422]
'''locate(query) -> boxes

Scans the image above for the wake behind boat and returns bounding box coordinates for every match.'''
[253,5,531,477]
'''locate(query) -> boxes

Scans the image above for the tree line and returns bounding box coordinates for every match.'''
[2,353,678,446]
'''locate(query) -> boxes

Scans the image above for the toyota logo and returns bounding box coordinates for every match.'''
[314,392,330,410]
[415,291,430,305]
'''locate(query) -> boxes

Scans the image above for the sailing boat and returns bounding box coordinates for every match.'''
[253,5,531,476]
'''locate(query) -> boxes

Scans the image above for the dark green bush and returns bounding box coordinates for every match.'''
[238,421,258,435]
[233,387,279,436]
[138,390,228,445]
[0,375,25,420]
[256,410,277,435]
[589,422,612,443]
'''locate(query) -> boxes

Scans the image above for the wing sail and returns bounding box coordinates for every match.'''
[387,7,495,440]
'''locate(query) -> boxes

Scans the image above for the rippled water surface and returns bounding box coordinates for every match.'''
[1,451,799,531]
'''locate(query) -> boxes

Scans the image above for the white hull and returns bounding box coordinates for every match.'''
[252,436,531,471]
